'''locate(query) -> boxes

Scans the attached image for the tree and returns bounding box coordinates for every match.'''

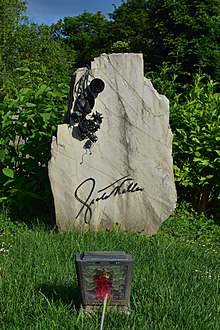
[147,0,220,80]
[111,0,220,81]
[53,12,112,67]
[0,0,27,74]
[0,1,74,82]
[13,23,76,83]
[109,0,149,58]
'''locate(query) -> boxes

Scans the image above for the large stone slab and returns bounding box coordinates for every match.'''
[48,53,177,234]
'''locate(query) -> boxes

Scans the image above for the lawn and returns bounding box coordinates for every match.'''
[0,208,220,329]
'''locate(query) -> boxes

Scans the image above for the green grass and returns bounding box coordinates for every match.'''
[0,209,220,329]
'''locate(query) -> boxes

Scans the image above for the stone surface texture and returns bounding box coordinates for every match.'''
[48,53,177,234]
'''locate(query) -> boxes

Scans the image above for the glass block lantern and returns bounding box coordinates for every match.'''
[75,251,134,311]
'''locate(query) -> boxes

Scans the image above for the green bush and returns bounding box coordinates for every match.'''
[171,75,220,214]
[149,66,220,215]
[0,61,69,213]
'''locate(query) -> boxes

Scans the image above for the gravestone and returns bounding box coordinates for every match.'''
[48,53,177,234]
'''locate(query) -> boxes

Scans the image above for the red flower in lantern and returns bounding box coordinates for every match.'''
[94,270,113,300]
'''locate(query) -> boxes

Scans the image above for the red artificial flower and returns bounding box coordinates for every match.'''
[94,272,113,299]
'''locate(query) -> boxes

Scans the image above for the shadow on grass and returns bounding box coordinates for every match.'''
[37,283,81,311]
[4,196,57,230]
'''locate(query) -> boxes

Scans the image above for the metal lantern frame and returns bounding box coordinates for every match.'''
[75,251,134,311]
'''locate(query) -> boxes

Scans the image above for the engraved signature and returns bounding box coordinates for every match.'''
[74,175,144,223]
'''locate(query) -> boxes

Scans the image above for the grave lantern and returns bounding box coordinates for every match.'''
[75,251,134,312]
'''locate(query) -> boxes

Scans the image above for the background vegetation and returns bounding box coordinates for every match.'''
[0,2,219,328]
[0,0,219,218]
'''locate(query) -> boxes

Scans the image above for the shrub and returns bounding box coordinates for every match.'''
[149,66,220,216]
[171,75,220,214]
[0,61,69,214]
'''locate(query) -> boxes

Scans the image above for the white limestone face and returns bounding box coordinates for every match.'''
[48,53,177,234]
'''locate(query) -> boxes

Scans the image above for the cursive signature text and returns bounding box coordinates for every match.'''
[74,175,144,223]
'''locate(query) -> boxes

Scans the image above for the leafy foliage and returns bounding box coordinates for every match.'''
[172,76,220,213]
[12,23,75,82]
[0,0,27,73]
[53,0,220,84]
[0,1,74,82]
[53,12,112,67]
[110,0,220,82]
[0,61,69,212]
[149,66,220,215]
[0,0,219,217]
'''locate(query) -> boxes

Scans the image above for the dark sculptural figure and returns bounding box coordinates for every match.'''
[65,70,105,150]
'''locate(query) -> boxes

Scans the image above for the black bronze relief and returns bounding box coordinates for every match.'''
[67,70,105,150]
